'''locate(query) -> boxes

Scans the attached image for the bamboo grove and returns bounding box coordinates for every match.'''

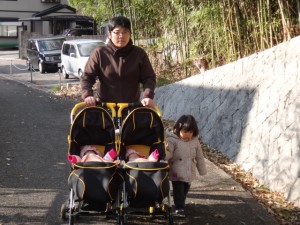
[68,0,300,78]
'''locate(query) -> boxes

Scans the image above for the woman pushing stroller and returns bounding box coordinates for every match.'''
[63,15,161,224]
[80,15,156,107]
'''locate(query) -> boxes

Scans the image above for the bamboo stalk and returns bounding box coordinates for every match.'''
[110,0,115,15]
[278,0,291,41]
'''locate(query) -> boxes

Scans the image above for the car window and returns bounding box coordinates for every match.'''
[37,39,64,51]
[62,28,94,36]
[77,42,103,57]
[69,45,76,56]
[32,43,37,50]
[62,43,70,55]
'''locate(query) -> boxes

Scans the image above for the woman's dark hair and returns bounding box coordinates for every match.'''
[108,15,131,32]
[173,115,199,137]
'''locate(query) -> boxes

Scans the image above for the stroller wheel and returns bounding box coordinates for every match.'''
[60,203,68,220]
[117,206,126,225]
[117,212,124,225]
[69,214,74,225]
[167,207,174,225]
[68,205,75,225]
[68,189,76,225]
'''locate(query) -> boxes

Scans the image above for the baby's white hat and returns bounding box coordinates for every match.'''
[80,145,98,158]
[126,149,146,158]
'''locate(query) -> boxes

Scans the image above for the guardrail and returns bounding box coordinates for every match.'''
[0,57,63,89]
[0,57,28,74]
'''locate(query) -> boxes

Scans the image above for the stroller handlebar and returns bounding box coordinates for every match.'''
[71,102,162,122]
[71,102,117,120]
[117,102,162,117]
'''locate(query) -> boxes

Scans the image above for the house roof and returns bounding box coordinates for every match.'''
[18,4,94,24]
[32,4,76,17]
[42,15,94,22]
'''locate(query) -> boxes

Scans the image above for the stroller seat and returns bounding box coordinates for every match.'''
[120,107,169,208]
[120,107,166,160]
[66,106,122,213]
[62,103,173,225]
[68,106,116,154]
[124,161,170,208]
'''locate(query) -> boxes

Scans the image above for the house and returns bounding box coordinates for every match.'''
[0,0,96,48]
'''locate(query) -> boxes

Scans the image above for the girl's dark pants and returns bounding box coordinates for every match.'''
[172,181,191,210]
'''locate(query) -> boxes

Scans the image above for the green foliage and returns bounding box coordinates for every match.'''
[68,0,300,78]
[51,85,61,92]
[156,76,172,87]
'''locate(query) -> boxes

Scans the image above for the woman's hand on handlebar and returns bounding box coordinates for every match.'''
[84,96,154,107]
[84,96,97,106]
[141,98,154,107]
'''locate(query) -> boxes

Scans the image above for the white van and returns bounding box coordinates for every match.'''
[61,39,105,79]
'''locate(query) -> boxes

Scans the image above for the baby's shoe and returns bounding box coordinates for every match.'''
[103,148,118,162]
[68,155,81,164]
[148,149,159,161]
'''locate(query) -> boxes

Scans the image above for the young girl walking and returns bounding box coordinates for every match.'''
[165,115,207,217]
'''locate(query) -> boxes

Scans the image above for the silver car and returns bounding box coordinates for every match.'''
[61,39,105,79]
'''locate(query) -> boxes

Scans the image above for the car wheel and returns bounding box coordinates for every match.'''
[39,61,45,74]
[62,66,69,79]
[78,69,83,78]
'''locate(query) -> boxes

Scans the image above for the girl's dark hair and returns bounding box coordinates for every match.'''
[108,15,131,32]
[173,115,199,137]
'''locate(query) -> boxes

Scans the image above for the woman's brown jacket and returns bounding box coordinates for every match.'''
[80,39,156,103]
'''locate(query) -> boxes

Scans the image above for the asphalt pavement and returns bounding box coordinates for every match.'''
[0,50,79,93]
[0,50,280,225]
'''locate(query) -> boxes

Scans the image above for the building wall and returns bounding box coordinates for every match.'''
[154,36,300,206]
[0,0,69,15]
[0,0,73,33]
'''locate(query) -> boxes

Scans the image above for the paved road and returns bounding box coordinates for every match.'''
[0,50,79,93]
[0,76,75,224]
[0,50,280,225]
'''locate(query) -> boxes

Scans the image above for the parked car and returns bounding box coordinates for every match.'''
[26,36,65,73]
[61,39,105,79]
[62,28,95,36]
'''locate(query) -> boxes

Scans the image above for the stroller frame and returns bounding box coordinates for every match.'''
[61,102,174,225]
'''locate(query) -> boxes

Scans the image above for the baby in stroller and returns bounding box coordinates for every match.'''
[62,102,173,224]
[126,148,159,162]
[117,105,174,224]
[61,103,123,223]
[68,145,118,163]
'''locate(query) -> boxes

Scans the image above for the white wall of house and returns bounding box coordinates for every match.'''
[34,22,43,34]
[0,0,69,15]
[0,0,73,33]
[42,22,50,35]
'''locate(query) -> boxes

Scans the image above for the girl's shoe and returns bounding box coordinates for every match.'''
[175,209,186,217]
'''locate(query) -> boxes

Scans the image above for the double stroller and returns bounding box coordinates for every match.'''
[61,102,174,225]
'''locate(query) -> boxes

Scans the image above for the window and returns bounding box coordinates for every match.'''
[62,44,70,56]
[38,39,64,51]
[69,45,76,56]
[78,42,103,57]
[0,25,17,37]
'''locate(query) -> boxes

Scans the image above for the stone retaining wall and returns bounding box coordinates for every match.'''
[154,36,300,206]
